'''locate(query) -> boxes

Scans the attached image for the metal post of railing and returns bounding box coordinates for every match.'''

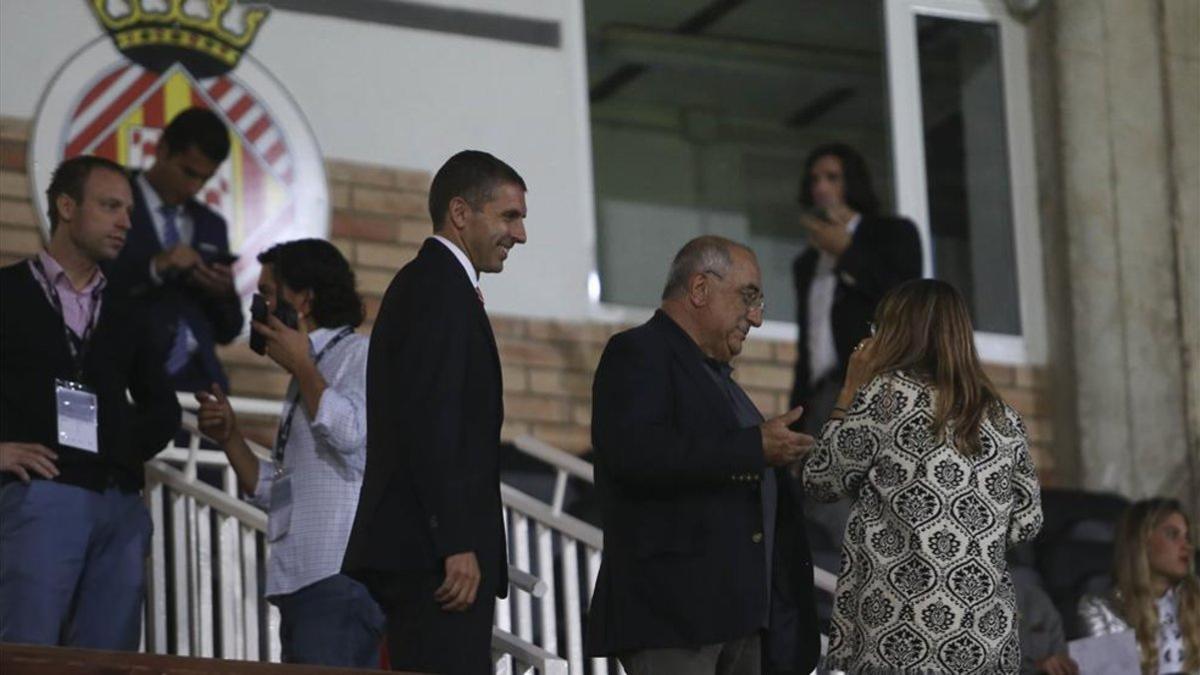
[550,470,568,516]
[217,511,240,657]
[240,524,260,659]
[195,500,214,657]
[512,512,533,642]
[145,480,167,654]
[561,538,583,675]
[534,522,558,653]
[173,489,191,655]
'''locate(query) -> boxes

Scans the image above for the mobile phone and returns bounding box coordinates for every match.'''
[802,206,832,224]
[250,293,269,354]
[197,242,239,266]
[249,293,300,355]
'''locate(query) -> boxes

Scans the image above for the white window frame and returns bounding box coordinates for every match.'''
[584,0,1047,364]
[885,0,1047,365]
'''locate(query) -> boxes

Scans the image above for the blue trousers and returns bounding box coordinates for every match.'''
[0,479,151,649]
[273,573,385,668]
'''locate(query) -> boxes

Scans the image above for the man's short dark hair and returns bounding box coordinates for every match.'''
[427,150,526,229]
[161,107,231,164]
[798,142,880,217]
[257,239,365,328]
[45,155,129,233]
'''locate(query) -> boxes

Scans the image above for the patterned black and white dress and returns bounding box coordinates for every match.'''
[803,371,1043,674]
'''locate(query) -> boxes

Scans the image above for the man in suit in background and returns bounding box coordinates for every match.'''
[788,143,922,564]
[789,142,922,433]
[343,150,528,674]
[108,106,243,394]
[586,236,821,675]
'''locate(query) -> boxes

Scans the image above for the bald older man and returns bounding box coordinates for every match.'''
[586,236,821,675]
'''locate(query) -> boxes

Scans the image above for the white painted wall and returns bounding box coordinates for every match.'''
[0,0,599,321]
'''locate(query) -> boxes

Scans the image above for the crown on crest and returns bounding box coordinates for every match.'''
[88,0,270,76]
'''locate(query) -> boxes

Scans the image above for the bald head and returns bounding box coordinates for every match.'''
[662,235,751,301]
[660,235,764,362]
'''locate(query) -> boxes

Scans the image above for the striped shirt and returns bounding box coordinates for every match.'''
[251,326,369,597]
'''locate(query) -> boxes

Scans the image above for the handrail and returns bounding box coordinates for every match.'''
[176,391,282,418]
[492,630,568,675]
[146,459,268,531]
[154,430,545,599]
[501,484,603,550]
[513,435,594,483]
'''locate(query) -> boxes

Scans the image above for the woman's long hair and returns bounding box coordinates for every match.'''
[1112,498,1200,674]
[867,279,999,456]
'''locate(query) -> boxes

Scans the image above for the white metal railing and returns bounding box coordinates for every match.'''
[150,394,838,674]
[144,395,565,673]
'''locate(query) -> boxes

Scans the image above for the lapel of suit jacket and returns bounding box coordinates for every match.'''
[422,239,504,398]
[651,311,740,430]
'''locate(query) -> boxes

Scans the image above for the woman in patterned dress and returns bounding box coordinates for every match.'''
[802,279,1044,674]
[1078,498,1199,674]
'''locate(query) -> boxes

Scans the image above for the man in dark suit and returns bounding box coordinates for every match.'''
[107,107,243,394]
[789,143,922,433]
[586,236,821,675]
[0,156,180,650]
[343,150,528,674]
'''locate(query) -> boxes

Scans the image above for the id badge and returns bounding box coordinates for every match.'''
[55,379,98,454]
[266,472,293,542]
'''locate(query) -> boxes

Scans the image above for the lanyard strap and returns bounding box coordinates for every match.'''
[30,258,102,379]
[273,326,355,463]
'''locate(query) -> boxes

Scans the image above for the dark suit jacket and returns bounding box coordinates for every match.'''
[105,172,243,393]
[790,215,922,406]
[0,261,180,492]
[343,239,508,601]
[586,311,820,673]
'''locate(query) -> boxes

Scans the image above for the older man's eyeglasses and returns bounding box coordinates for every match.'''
[703,270,766,312]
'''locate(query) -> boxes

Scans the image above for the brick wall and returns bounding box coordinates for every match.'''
[0,115,1059,483]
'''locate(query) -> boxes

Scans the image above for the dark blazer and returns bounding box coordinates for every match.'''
[0,261,181,492]
[586,311,820,673]
[105,172,243,394]
[343,239,508,596]
[790,215,922,406]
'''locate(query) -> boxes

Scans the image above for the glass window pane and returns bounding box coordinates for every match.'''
[917,16,1021,334]
[586,1,891,321]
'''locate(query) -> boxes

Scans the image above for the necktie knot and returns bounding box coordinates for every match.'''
[475,286,485,306]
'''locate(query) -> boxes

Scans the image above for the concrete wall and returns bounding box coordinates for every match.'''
[1037,0,1198,513]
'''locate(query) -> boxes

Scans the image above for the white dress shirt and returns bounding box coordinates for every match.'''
[807,214,861,386]
[432,235,480,289]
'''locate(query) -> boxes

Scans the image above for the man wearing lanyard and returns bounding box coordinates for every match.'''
[0,155,181,649]
[195,239,383,667]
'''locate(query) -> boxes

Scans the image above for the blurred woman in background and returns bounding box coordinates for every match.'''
[1079,498,1199,674]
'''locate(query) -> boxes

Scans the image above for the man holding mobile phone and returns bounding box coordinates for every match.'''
[107,107,243,394]
[195,239,382,667]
